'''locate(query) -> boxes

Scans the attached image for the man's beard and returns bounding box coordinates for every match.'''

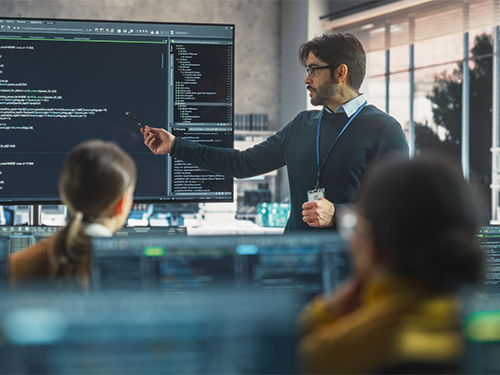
[310,80,340,106]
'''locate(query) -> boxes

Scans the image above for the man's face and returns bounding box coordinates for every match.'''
[304,52,339,107]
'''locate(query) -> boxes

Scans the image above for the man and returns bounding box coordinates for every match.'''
[142,32,409,232]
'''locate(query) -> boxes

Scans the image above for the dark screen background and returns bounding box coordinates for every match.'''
[0,23,235,204]
[0,38,167,200]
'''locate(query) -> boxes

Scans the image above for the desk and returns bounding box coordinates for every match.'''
[187,219,284,235]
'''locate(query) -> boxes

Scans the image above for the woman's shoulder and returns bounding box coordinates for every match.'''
[10,235,56,260]
[9,233,61,281]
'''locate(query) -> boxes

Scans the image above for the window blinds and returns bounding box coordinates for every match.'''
[323,0,500,52]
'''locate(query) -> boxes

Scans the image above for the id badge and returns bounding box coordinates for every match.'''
[307,188,325,202]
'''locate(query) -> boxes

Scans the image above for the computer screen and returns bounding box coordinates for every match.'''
[0,289,300,374]
[0,225,186,255]
[91,232,351,300]
[0,17,234,204]
[476,226,500,293]
[0,225,60,254]
[459,287,500,374]
[458,227,500,373]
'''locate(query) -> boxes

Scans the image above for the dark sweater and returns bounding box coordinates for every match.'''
[174,105,409,232]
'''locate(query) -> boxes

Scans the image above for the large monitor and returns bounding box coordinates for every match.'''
[0,17,234,204]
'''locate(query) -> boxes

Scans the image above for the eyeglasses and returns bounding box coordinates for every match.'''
[305,65,336,78]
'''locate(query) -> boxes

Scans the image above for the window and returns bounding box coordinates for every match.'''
[323,0,500,222]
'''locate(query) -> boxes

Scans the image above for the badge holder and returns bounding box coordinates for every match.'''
[307,187,325,202]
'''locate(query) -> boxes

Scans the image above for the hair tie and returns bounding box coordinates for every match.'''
[75,211,84,221]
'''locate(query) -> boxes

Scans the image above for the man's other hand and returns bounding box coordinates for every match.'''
[302,198,335,227]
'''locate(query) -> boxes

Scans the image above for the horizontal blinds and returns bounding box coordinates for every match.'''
[323,0,500,52]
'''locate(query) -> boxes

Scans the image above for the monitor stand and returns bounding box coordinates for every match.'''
[28,205,41,226]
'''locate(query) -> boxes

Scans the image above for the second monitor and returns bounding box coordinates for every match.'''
[91,232,350,300]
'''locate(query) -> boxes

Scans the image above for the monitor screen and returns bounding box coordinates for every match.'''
[476,226,500,294]
[460,287,500,374]
[0,225,186,255]
[0,225,60,254]
[0,17,234,204]
[91,232,351,300]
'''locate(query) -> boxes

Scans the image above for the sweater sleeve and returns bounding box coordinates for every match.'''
[173,128,288,179]
[371,119,410,160]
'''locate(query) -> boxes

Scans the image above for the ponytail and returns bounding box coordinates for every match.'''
[52,211,91,288]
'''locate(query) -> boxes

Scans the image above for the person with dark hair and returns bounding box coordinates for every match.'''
[141,32,409,232]
[298,154,485,374]
[9,140,137,288]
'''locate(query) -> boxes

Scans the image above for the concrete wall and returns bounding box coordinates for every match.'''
[277,0,328,201]
[0,0,282,129]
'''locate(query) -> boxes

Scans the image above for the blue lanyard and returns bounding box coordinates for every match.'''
[315,101,367,188]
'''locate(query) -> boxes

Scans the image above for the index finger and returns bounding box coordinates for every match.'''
[302,201,316,209]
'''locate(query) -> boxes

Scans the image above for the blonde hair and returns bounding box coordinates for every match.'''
[52,140,136,287]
